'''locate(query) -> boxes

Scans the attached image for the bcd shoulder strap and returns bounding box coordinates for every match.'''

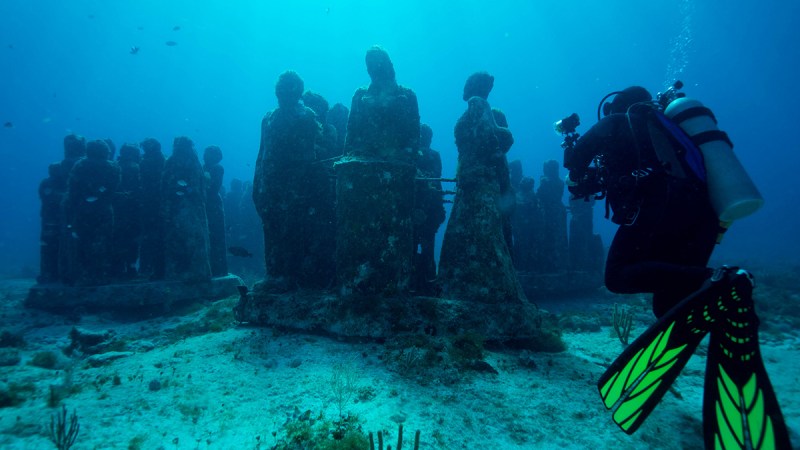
[648,109,707,183]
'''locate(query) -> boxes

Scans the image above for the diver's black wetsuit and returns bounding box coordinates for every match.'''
[565,112,719,317]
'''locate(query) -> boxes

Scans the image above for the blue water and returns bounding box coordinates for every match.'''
[1,0,798,275]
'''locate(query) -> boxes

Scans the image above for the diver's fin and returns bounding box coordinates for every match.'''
[702,275,792,449]
[598,280,721,434]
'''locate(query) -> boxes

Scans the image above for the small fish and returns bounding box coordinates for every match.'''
[137,26,144,31]
[85,196,98,203]
[3,122,11,128]
[165,40,178,47]
[172,25,181,31]
[130,46,140,55]
[176,191,185,196]
[42,117,52,123]
[228,246,253,258]
[98,186,107,193]
[177,180,188,187]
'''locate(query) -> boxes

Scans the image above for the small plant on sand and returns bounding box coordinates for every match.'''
[330,362,359,418]
[612,303,634,345]
[273,409,369,450]
[48,404,80,450]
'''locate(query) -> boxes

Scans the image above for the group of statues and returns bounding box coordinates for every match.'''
[36,45,603,302]
[38,135,230,286]
[253,47,447,296]
[510,159,605,276]
[254,46,603,302]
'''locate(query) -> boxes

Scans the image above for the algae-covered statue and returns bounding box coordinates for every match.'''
[344,46,420,163]
[438,72,525,303]
[138,138,166,280]
[335,47,420,296]
[63,139,120,286]
[203,145,228,277]
[412,124,446,295]
[512,176,544,273]
[112,143,142,279]
[538,159,568,273]
[161,136,211,282]
[253,71,334,290]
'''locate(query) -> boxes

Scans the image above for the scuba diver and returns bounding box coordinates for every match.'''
[561,84,791,449]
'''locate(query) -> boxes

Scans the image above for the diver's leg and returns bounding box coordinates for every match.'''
[701,270,792,449]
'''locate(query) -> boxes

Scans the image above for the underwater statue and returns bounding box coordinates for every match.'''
[253,71,334,290]
[303,91,339,161]
[161,136,211,282]
[438,73,525,303]
[335,47,420,297]
[344,46,420,163]
[568,195,601,272]
[327,102,349,156]
[63,139,120,286]
[54,134,86,284]
[138,138,166,280]
[203,145,228,278]
[38,164,62,284]
[511,176,544,273]
[538,159,568,273]
[412,123,446,295]
[112,144,142,279]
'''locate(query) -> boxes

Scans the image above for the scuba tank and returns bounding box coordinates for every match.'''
[664,97,764,223]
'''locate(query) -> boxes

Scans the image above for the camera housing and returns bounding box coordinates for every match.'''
[568,165,606,200]
[554,113,580,135]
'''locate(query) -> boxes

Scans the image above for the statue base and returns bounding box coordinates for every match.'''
[234,282,555,350]
[25,275,244,315]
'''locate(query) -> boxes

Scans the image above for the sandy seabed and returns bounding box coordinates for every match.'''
[0,278,797,449]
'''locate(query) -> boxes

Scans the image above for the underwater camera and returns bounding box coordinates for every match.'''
[569,165,606,201]
[554,113,580,135]
[656,80,686,110]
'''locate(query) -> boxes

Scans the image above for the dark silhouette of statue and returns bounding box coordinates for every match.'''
[303,91,339,161]
[412,123,446,295]
[103,139,116,161]
[439,72,524,303]
[38,164,61,283]
[344,46,420,163]
[63,140,120,285]
[112,144,142,279]
[203,145,228,277]
[490,108,516,257]
[253,71,334,290]
[511,176,544,272]
[224,178,243,250]
[139,138,166,280]
[327,103,349,156]
[304,91,340,275]
[509,159,523,191]
[54,134,86,283]
[538,159,568,273]
[568,196,605,274]
[161,136,211,281]
[238,181,265,276]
